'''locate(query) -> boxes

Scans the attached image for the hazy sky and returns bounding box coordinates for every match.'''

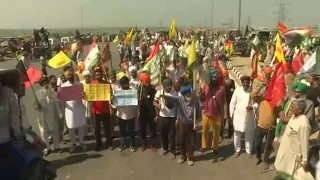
[1,0,319,29]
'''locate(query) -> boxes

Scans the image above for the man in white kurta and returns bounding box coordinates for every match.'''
[274,100,311,177]
[35,77,63,155]
[229,76,255,157]
[61,66,87,153]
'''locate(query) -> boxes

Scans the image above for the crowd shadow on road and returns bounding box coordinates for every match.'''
[194,131,235,163]
[50,153,102,170]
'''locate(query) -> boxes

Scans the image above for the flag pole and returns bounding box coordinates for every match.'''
[19,60,40,104]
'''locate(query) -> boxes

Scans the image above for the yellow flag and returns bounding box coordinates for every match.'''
[113,35,119,43]
[125,28,134,43]
[169,19,176,40]
[188,38,197,67]
[48,51,72,68]
[275,33,286,64]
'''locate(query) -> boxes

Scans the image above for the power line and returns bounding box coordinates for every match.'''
[275,0,291,24]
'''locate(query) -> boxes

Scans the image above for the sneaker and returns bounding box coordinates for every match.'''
[177,157,186,164]
[80,143,87,151]
[130,146,136,152]
[69,145,77,153]
[118,146,125,152]
[43,148,51,156]
[187,159,194,166]
[161,149,169,156]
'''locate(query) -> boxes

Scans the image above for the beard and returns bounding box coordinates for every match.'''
[210,80,219,87]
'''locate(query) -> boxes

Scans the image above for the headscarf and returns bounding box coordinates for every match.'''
[293,82,308,94]
[209,70,221,78]
[82,71,91,76]
[140,73,151,85]
[264,67,272,75]
[162,78,172,88]
[129,66,137,73]
[116,72,127,80]
[181,85,192,96]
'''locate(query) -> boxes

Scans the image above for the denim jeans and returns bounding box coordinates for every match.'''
[118,118,136,147]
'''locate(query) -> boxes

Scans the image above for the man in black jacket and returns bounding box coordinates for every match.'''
[139,73,157,152]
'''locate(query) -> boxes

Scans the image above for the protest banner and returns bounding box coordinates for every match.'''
[58,83,84,101]
[113,89,138,106]
[84,84,111,101]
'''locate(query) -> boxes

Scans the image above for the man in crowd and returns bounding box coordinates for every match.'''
[61,66,87,153]
[199,69,227,155]
[139,73,157,152]
[91,69,113,151]
[229,76,254,157]
[154,78,178,159]
[251,84,281,170]
[274,99,311,178]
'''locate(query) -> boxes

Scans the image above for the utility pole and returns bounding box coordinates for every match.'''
[159,20,163,28]
[238,0,242,30]
[247,16,251,26]
[276,0,291,24]
[210,0,213,30]
[80,4,84,29]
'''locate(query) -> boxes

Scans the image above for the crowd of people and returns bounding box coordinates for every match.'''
[1,28,320,179]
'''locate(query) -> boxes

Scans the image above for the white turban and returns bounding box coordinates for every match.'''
[82,70,91,76]
[128,66,137,73]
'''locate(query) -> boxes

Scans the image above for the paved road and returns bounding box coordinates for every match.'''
[0,44,276,180]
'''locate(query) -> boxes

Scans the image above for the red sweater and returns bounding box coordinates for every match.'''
[91,80,110,114]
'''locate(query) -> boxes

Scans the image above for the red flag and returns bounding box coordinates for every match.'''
[264,63,286,109]
[101,42,112,63]
[291,50,304,75]
[278,21,288,34]
[146,41,161,62]
[25,66,43,89]
[215,58,225,86]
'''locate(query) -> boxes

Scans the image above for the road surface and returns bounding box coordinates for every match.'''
[0,43,276,180]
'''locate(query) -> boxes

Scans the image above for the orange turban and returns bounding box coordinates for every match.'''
[222,70,229,77]
[140,73,151,85]
[264,67,272,75]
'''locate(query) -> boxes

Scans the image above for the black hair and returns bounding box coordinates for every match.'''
[63,66,72,72]
[39,76,49,86]
[119,76,129,85]
[240,75,251,82]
